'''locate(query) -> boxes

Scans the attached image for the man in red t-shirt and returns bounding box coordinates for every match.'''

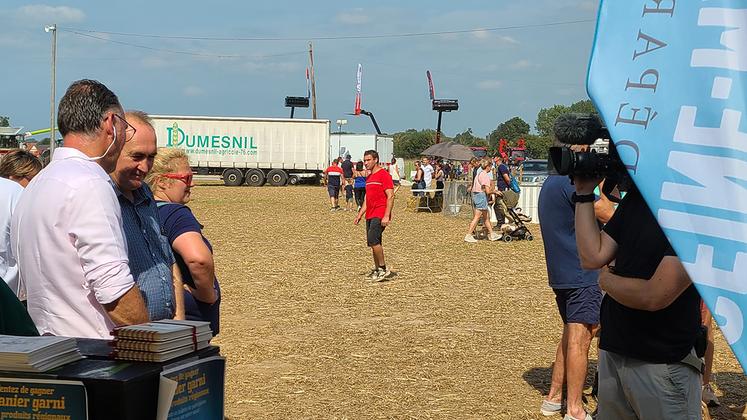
[323,159,344,211]
[354,150,394,281]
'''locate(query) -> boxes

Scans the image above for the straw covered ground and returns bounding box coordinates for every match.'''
[188,183,746,419]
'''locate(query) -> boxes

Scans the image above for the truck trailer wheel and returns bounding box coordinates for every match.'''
[223,169,244,186]
[267,169,289,186]
[245,169,266,186]
[288,175,300,185]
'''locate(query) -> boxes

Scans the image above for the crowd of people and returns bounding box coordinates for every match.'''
[0,79,220,339]
[1,80,732,418]
[324,155,401,212]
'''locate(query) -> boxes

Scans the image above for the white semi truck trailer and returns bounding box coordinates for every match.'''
[151,115,330,186]
[330,133,394,164]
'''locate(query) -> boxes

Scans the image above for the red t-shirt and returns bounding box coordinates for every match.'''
[365,167,394,219]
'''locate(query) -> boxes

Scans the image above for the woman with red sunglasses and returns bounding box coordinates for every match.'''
[146,148,221,335]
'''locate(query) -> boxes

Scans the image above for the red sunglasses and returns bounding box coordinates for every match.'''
[162,172,193,185]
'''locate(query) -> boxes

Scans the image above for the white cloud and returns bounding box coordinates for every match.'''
[472,29,491,40]
[336,8,370,25]
[183,86,205,97]
[477,80,503,90]
[511,59,539,70]
[498,36,519,45]
[16,5,85,23]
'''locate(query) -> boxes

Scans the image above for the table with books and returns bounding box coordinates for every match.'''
[0,320,225,420]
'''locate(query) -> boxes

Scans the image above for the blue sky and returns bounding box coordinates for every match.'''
[0,1,599,138]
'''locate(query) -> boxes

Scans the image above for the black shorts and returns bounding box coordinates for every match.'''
[366,217,385,247]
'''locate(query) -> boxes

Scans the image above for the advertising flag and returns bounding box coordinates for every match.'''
[354,64,362,115]
[306,68,310,98]
[427,70,436,101]
[588,0,747,372]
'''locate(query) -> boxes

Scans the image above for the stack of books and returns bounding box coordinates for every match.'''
[0,335,84,372]
[110,320,212,362]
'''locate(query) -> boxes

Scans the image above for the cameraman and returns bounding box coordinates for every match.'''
[574,176,702,419]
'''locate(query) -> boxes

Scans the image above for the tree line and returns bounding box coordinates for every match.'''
[392,99,597,159]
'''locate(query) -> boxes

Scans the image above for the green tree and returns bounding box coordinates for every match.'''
[0,116,9,127]
[523,134,552,159]
[569,99,597,114]
[535,99,598,140]
[453,128,487,147]
[393,129,438,158]
[487,117,530,153]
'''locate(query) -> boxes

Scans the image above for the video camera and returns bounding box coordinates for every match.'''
[548,113,631,200]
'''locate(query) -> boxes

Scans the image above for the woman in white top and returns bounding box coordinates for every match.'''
[389,158,401,194]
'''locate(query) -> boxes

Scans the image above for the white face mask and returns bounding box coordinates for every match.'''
[84,123,118,161]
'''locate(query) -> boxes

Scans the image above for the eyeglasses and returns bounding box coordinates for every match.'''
[162,172,193,185]
[113,114,137,142]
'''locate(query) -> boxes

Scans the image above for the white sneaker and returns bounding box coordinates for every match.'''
[464,234,478,243]
[702,383,720,407]
[489,232,502,241]
[375,269,393,282]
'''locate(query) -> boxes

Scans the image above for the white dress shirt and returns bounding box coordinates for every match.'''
[0,177,23,294]
[11,147,135,338]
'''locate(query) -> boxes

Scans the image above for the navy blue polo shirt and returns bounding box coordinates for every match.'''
[538,175,599,289]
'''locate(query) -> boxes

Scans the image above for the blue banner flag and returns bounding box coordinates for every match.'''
[588,0,747,372]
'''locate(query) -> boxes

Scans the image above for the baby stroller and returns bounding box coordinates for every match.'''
[494,190,534,242]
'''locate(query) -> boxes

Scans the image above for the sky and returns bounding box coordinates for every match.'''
[0,1,599,138]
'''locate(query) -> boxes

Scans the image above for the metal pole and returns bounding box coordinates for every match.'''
[290,107,295,119]
[46,24,57,157]
[436,111,443,144]
[308,42,317,119]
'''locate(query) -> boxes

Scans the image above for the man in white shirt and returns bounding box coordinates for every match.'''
[11,79,149,338]
[0,177,22,293]
[421,157,434,189]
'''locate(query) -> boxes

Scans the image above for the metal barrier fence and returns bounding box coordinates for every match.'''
[442,181,543,223]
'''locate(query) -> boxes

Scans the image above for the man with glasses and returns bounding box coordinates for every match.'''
[110,110,183,321]
[11,79,149,338]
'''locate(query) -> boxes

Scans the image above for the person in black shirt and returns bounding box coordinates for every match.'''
[341,155,354,183]
[574,179,701,419]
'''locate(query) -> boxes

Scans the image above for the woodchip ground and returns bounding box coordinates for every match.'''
[190,183,746,419]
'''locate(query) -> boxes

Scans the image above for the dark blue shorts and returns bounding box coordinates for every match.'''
[327,185,340,197]
[553,285,602,325]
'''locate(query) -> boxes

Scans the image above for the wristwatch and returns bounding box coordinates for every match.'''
[572,192,595,203]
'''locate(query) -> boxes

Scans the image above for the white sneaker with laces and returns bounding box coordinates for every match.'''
[489,232,502,241]
[464,234,478,243]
